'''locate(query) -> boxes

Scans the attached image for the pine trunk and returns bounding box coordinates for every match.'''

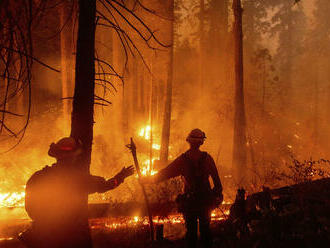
[199,0,205,94]
[232,0,247,185]
[70,0,96,170]
[60,0,75,128]
[160,0,174,163]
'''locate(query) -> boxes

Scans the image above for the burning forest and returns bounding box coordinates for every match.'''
[1,0,330,247]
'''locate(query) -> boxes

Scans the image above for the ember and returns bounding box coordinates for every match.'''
[90,209,229,231]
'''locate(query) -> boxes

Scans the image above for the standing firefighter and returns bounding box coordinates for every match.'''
[141,129,223,248]
[21,137,134,248]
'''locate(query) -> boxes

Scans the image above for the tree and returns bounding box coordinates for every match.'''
[232,0,247,185]
[160,0,174,163]
[70,0,168,244]
[1,0,168,245]
[60,0,76,128]
[304,0,330,155]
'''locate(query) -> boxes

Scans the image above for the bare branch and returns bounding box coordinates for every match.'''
[0,46,60,72]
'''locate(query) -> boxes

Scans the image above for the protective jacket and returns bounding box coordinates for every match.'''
[155,151,222,211]
[23,163,122,248]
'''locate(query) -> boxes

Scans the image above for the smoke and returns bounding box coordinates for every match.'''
[1,0,330,223]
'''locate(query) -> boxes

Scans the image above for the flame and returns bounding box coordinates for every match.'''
[133,216,139,222]
[152,144,160,150]
[138,159,158,176]
[138,125,161,151]
[90,209,230,231]
[0,191,25,208]
[210,208,230,221]
[0,237,14,241]
[139,125,151,140]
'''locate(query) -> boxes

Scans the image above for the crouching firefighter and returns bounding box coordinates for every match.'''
[141,129,223,248]
[20,137,134,248]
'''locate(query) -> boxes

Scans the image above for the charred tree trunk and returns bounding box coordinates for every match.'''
[68,0,96,246]
[232,0,247,185]
[160,0,174,163]
[71,0,96,170]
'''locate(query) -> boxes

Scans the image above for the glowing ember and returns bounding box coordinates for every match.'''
[90,209,229,231]
[133,216,139,222]
[210,208,230,221]
[0,191,25,208]
[0,237,14,241]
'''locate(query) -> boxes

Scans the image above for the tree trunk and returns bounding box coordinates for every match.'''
[199,0,205,94]
[68,0,96,246]
[313,60,319,153]
[70,0,96,242]
[149,52,154,170]
[70,0,96,171]
[160,0,174,163]
[232,0,247,185]
[60,0,75,129]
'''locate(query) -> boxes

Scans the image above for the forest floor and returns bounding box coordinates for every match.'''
[1,178,330,248]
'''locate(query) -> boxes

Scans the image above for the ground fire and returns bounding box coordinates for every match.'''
[1,0,330,247]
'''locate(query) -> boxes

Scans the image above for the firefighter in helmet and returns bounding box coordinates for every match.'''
[141,129,223,248]
[21,137,134,248]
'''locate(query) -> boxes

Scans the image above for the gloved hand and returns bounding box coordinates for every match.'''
[114,165,134,183]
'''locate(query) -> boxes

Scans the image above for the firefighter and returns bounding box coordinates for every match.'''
[21,137,134,248]
[141,129,223,248]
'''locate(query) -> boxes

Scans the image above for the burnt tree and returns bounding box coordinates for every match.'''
[70,0,96,172]
[69,1,96,245]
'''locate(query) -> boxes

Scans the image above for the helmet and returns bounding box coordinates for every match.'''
[48,137,82,159]
[186,128,206,144]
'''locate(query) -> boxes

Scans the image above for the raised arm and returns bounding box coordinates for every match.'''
[141,155,184,184]
[87,166,134,194]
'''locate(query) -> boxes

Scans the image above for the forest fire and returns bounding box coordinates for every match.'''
[140,161,158,176]
[0,191,25,208]
[90,208,229,231]
[139,126,151,141]
[138,125,160,176]
[1,0,330,247]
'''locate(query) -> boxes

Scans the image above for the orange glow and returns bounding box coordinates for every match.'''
[152,144,160,150]
[0,191,25,208]
[140,159,158,176]
[90,209,229,231]
[139,125,151,140]
[0,237,14,241]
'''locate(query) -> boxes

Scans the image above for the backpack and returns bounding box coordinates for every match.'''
[176,152,218,212]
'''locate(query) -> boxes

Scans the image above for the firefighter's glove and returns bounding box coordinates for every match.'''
[115,165,134,183]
